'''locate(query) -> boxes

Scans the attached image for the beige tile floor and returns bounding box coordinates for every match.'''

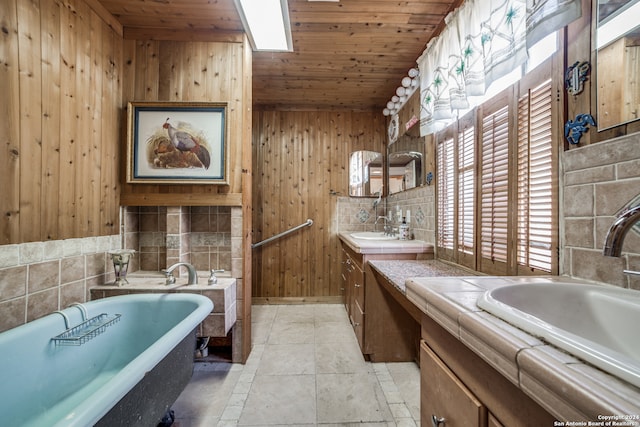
[172,304,420,426]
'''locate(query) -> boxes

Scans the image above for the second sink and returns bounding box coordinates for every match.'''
[477,281,640,388]
[350,231,398,241]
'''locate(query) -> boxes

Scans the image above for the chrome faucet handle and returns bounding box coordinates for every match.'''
[162,269,176,285]
[208,269,225,285]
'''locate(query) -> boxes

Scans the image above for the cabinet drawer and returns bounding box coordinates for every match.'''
[421,341,487,427]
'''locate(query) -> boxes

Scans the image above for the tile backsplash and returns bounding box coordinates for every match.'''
[562,132,640,289]
[336,185,435,244]
[124,206,239,276]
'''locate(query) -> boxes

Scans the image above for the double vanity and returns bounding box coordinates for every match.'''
[339,232,640,425]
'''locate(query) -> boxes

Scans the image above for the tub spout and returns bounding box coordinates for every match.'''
[165,262,198,285]
[603,205,640,257]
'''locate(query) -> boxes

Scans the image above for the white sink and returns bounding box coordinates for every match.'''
[350,231,398,241]
[477,282,640,388]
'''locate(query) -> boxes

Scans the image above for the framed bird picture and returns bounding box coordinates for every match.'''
[126,101,228,184]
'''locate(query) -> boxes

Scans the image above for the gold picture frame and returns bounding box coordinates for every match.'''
[126,101,228,184]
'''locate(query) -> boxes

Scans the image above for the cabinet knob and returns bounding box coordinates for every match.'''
[354,283,361,288]
[431,415,446,427]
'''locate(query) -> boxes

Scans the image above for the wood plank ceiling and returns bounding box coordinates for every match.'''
[97,0,459,111]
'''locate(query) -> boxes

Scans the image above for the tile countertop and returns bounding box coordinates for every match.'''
[338,232,435,255]
[405,276,640,421]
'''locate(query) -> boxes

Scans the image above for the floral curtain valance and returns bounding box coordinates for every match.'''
[418,0,581,136]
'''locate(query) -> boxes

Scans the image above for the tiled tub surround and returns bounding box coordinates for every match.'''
[0,235,122,333]
[563,132,640,289]
[406,276,640,421]
[91,275,237,338]
[124,206,241,278]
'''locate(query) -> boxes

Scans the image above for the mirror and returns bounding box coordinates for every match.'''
[596,0,640,130]
[388,151,423,194]
[349,150,383,197]
[388,129,426,195]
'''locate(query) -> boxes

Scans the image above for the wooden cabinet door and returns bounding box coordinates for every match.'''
[342,249,352,315]
[488,413,504,427]
[421,341,487,427]
[352,258,364,313]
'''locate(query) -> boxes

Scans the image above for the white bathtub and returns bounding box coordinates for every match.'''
[0,293,213,427]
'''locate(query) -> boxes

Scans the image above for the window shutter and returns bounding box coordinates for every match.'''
[517,79,555,273]
[480,105,510,272]
[437,137,455,253]
[458,125,475,256]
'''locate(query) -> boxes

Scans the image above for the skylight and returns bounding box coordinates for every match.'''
[234,0,293,52]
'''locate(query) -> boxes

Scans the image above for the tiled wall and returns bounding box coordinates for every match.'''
[0,205,243,337]
[0,236,121,332]
[386,185,435,244]
[562,132,640,289]
[124,206,236,276]
[336,185,435,244]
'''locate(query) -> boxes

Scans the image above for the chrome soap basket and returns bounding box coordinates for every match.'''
[52,303,121,346]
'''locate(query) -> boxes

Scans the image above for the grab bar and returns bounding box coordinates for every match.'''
[252,219,313,249]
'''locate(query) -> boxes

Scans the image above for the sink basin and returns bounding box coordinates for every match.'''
[477,282,640,388]
[350,231,398,241]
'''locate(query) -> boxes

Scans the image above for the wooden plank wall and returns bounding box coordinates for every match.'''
[252,110,386,300]
[119,37,247,207]
[0,0,122,245]
[567,0,640,146]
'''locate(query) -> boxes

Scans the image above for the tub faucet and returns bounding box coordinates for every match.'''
[164,262,198,285]
[603,204,640,257]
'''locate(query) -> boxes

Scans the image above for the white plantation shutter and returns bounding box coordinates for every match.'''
[517,79,555,273]
[480,103,510,273]
[437,136,455,255]
[457,123,475,258]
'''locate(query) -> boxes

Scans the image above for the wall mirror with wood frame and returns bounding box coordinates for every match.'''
[596,0,640,130]
[349,150,383,197]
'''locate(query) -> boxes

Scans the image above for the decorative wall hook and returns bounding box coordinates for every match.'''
[565,61,590,96]
[426,171,433,186]
[565,114,596,145]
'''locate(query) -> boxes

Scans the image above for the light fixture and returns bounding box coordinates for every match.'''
[382,67,420,116]
[234,0,293,51]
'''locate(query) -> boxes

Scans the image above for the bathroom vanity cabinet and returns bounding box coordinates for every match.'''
[339,239,430,361]
[420,313,555,427]
[421,341,487,426]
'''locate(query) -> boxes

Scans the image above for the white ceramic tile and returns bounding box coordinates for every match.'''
[315,341,367,374]
[316,373,393,424]
[273,304,316,324]
[257,343,316,375]
[314,321,358,343]
[267,321,315,344]
[175,304,420,426]
[314,304,349,323]
[239,374,317,425]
